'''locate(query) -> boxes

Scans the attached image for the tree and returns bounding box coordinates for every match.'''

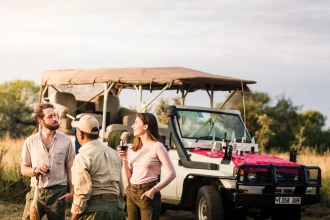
[301,110,330,152]
[215,91,271,138]
[155,96,180,125]
[255,114,274,154]
[264,95,302,152]
[291,126,306,152]
[0,80,39,139]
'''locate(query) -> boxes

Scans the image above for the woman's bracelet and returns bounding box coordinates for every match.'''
[152,186,159,193]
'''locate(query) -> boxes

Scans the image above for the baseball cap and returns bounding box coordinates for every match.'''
[71,115,100,134]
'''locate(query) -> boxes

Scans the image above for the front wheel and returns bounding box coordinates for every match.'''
[195,185,224,220]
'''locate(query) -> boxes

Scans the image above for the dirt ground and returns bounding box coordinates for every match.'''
[1,202,330,220]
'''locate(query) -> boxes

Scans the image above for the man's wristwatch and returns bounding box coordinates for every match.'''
[33,167,38,176]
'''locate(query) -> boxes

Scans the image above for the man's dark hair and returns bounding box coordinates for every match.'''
[34,103,55,122]
[81,127,99,140]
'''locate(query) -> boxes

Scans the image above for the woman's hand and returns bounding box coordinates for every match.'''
[141,187,157,200]
[117,145,127,161]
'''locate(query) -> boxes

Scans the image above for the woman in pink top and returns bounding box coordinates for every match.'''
[117,113,176,220]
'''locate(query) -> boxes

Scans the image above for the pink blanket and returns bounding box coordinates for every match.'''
[189,149,300,167]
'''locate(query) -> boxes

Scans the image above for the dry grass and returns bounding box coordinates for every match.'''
[1,138,330,219]
[267,148,330,177]
[0,138,24,181]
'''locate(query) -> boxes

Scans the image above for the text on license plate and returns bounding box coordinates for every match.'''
[275,197,301,204]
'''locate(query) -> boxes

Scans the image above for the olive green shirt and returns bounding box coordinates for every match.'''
[71,139,124,214]
[21,131,75,188]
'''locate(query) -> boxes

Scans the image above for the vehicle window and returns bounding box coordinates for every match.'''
[176,109,251,143]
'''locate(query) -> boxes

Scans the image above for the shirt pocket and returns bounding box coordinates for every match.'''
[55,152,66,164]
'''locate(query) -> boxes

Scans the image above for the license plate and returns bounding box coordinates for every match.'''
[275,197,301,204]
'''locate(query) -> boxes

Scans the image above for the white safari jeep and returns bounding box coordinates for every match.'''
[39,67,322,220]
[158,105,322,220]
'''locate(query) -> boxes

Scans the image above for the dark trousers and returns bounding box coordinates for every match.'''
[22,185,67,220]
[126,185,161,220]
[78,197,126,220]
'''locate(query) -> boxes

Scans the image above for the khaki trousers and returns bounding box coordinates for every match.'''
[22,185,67,220]
[126,185,161,220]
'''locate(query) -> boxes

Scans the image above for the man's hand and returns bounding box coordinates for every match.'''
[59,192,74,204]
[71,213,80,220]
[36,164,50,175]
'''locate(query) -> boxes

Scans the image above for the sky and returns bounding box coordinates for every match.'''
[1,0,330,127]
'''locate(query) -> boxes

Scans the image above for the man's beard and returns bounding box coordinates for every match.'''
[43,121,60,131]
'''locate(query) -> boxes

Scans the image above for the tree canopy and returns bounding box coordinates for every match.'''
[1,79,329,154]
[217,91,330,153]
[0,80,39,139]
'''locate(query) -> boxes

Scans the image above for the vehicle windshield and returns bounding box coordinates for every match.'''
[176,109,251,143]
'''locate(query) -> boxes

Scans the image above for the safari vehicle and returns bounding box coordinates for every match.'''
[39,67,322,220]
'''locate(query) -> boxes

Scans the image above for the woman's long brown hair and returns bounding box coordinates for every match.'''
[132,113,161,152]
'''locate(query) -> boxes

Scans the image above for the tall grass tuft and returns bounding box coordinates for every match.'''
[0,137,29,200]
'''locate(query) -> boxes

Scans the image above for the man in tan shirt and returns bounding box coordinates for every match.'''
[21,103,75,220]
[70,115,125,220]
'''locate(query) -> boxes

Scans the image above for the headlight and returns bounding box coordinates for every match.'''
[233,167,244,176]
[247,172,257,182]
[234,167,245,182]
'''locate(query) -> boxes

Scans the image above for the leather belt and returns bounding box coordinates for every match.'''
[130,180,158,191]
[89,194,117,200]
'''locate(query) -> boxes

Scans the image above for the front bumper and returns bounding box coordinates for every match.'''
[229,164,322,208]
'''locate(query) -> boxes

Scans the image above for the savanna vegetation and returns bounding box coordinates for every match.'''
[0,80,330,219]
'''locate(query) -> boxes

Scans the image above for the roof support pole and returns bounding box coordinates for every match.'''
[219,89,237,109]
[241,81,247,141]
[181,85,192,106]
[180,86,185,105]
[139,84,170,113]
[101,82,115,140]
[209,84,214,108]
[41,85,49,103]
[138,85,142,112]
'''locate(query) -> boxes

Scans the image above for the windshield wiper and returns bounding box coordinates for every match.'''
[195,136,222,143]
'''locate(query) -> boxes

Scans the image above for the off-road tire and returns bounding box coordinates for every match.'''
[195,185,224,220]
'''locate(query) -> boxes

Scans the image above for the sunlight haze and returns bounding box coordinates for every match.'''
[1,0,329,127]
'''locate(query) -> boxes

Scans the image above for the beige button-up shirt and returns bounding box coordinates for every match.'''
[71,139,124,214]
[21,131,75,188]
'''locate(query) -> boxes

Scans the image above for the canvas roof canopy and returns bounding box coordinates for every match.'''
[41,67,256,92]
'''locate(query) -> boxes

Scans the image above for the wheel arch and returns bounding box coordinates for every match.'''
[180,173,223,208]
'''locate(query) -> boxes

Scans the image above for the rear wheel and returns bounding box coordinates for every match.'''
[195,185,224,220]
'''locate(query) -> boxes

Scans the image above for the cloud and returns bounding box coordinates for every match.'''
[0,0,330,125]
